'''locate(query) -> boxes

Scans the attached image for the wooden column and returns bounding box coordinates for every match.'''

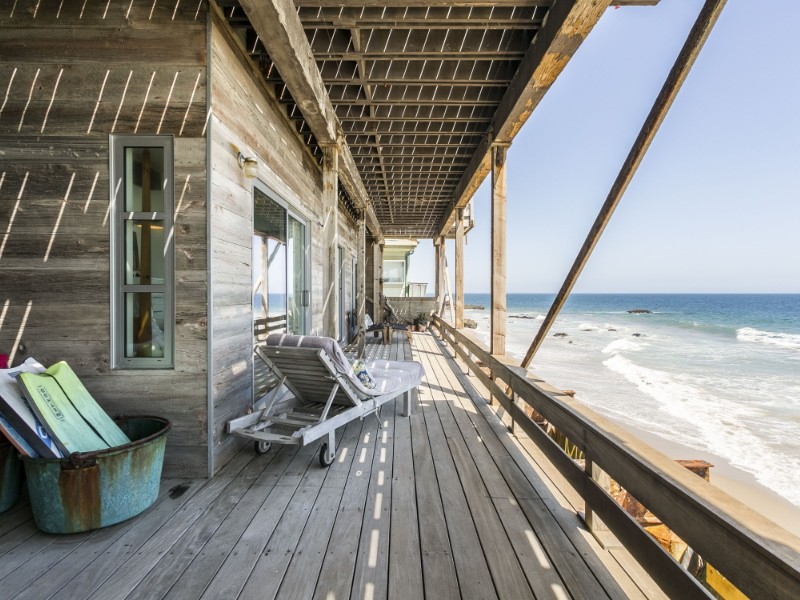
[373,242,384,323]
[357,215,367,357]
[491,144,508,356]
[322,144,339,338]
[455,207,465,329]
[434,240,442,309]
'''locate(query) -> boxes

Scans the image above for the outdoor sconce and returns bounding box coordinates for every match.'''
[237,152,259,179]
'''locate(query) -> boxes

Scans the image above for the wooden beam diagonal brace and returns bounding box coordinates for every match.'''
[521,0,727,370]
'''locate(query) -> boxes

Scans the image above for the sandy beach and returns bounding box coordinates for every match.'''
[618,420,800,538]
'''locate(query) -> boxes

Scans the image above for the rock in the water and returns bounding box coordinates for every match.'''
[553,332,568,338]
[464,318,478,329]
[464,304,485,310]
[627,308,652,314]
[632,333,646,337]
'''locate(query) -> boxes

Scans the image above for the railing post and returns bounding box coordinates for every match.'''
[585,457,611,546]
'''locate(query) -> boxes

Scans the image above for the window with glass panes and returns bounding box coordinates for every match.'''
[110,135,174,368]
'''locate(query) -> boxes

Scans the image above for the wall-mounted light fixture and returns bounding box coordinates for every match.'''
[237,152,259,179]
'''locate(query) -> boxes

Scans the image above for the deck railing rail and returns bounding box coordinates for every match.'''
[432,314,800,600]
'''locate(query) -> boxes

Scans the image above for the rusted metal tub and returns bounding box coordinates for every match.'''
[0,437,23,512]
[21,416,170,534]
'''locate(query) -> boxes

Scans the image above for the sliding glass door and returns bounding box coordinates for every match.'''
[253,186,309,339]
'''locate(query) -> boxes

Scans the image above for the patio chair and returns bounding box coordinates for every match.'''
[227,334,424,467]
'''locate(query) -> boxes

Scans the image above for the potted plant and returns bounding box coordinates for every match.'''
[414,312,429,333]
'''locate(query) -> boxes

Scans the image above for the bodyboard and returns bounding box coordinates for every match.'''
[18,369,109,455]
[0,358,62,458]
[0,414,39,457]
[44,362,130,448]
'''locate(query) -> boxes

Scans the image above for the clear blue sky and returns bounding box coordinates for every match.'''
[406,0,800,294]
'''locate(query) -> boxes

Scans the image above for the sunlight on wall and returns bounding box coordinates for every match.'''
[18,68,40,132]
[87,70,110,134]
[8,301,32,366]
[0,172,28,261]
[112,71,133,133]
[44,172,76,262]
[41,68,63,133]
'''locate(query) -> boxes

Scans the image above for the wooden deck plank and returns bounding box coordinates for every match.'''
[428,332,652,600]
[387,371,423,600]
[348,376,397,599]
[418,334,535,599]
[420,333,611,600]
[123,455,280,600]
[276,418,369,600]
[239,417,366,600]
[313,404,385,599]
[198,443,320,599]
[0,500,32,538]
[0,335,664,600]
[0,479,182,599]
[410,406,461,599]
[416,335,499,600]
[87,475,255,600]
[350,336,402,600]
[162,474,280,599]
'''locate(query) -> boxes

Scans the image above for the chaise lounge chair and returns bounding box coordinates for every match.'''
[227,334,424,467]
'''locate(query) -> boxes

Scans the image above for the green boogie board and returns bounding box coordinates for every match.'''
[17,362,130,455]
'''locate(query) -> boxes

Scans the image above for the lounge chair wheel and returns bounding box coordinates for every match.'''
[319,443,335,468]
[254,440,272,455]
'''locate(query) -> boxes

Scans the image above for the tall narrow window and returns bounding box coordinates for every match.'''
[110,136,174,368]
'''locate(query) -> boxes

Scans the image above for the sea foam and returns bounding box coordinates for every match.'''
[737,327,800,350]
[602,353,800,505]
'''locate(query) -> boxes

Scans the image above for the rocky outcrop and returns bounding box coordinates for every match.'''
[464,319,478,329]
[464,304,485,310]
[627,308,653,314]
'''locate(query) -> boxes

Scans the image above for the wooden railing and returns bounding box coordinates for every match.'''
[432,315,800,600]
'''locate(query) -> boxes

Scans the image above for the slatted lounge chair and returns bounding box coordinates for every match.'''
[227,334,424,467]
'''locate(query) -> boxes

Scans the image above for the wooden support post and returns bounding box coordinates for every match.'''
[373,242,384,323]
[322,144,339,338]
[357,215,366,357]
[520,0,727,370]
[434,240,442,311]
[491,144,508,357]
[455,207,465,329]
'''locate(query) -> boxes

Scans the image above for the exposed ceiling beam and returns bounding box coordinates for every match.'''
[293,0,654,5]
[435,0,612,238]
[239,0,383,241]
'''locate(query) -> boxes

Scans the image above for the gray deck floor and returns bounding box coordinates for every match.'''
[0,331,663,600]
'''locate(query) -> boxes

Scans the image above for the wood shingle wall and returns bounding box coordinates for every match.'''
[0,0,209,477]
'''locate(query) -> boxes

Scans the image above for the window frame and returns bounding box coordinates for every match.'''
[109,134,175,369]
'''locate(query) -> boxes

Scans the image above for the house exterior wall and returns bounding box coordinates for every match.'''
[0,1,209,476]
[207,9,360,473]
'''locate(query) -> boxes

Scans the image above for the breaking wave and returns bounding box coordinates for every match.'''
[737,327,800,351]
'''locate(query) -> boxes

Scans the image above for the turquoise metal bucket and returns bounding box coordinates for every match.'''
[22,416,170,534]
[0,437,23,512]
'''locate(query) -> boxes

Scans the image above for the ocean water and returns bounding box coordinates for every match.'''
[459,294,800,506]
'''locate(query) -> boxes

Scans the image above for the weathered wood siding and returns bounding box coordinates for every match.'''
[208,10,358,473]
[0,1,209,477]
